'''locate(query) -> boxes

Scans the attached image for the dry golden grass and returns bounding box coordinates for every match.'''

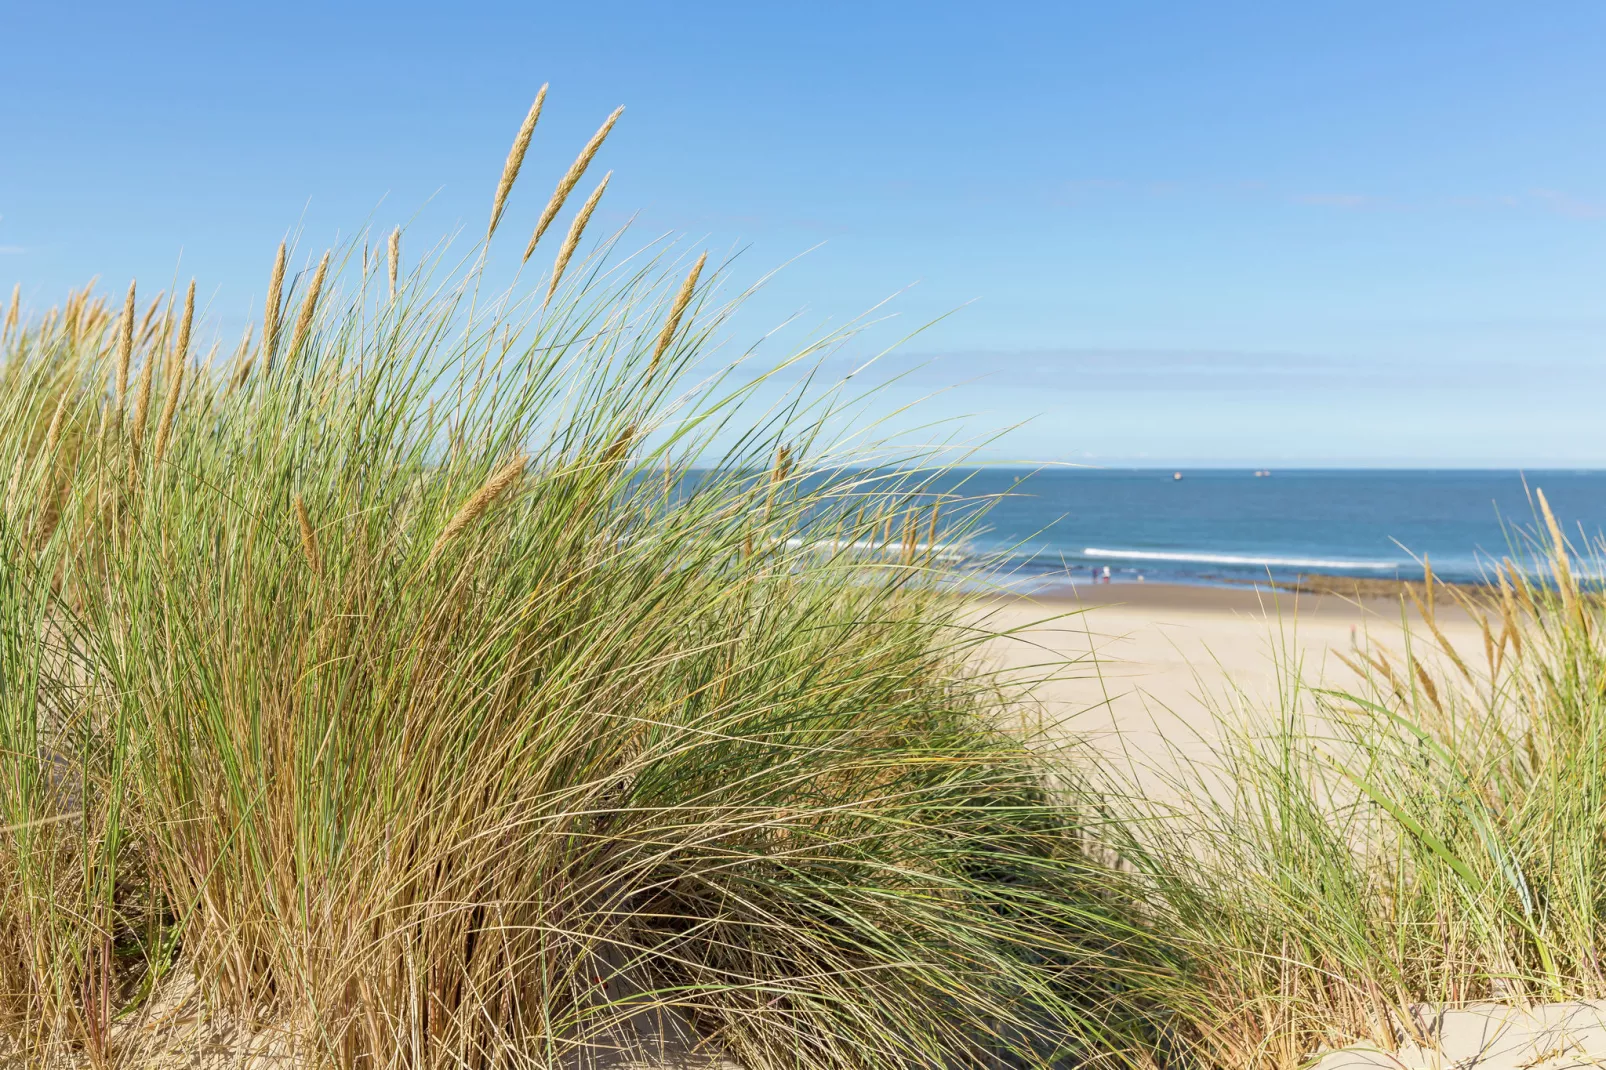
[546,170,610,304]
[286,249,330,361]
[263,240,287,367]
[523,105,623,261]
[651,251,708,374]
[488,85,547,241]
[387,225,400,300]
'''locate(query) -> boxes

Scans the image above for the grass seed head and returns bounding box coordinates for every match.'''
[175,279,195,364]
[115,281,136,424]
[426,454,529,568]
[129,352,154,446]
[602,425,635,468]
[151,349,185,467]
[489,86,547,242]
[650,251,707,375]
[1537,487,1584,627]
[287,250,331,362]
[4,283,19,341]
[295,495,321,576]
[137,292,164,346]
[388,227,400,300]
[523,105,623,262]
[232,323,254,365]
[44,390,71,456]
[126,349,156,485]
[263,241,287,369]
[546,171,610,305]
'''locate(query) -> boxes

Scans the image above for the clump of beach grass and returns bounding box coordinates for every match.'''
[0,88,1165,1070]
[1070,507,1606,1069]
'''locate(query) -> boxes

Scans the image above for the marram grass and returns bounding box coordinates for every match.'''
[1078,524,1606,1069]
[0,90,1165,1070]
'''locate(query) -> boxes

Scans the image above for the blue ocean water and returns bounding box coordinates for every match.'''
[931,469,1606,589]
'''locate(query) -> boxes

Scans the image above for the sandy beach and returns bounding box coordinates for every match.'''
[978,581,1488,789]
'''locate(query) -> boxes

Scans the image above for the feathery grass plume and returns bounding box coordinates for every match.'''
[387,226,400,299]
[1537,487,1574,587]
[43,390,70,456]
[601,426,635,468]
[545,171,610,304]
[294,495,321,576]
[1497,560,1525,660]
[137,291,164,345]
[1406,556,1473,681]
[151,350,185,467]
[488,86,547,241]
[125,353,155,485]
[228,355,254,395]
[3,283,17,340]
[1537,487,1585,629]
[286,250,330,361]
[174,279,195,365]
[262,241,287,369]
[113,281,136,430]
[761,442,792,529]
[63,287,82,341]
[649,251,707,375]
[227,344,257,400]
[234,325,254,362]
[129,352,154,444]
[1421,555,1435,621]
[522,105,623,261]
[3,453,22,512]
[1479,609,1498,676]
[1410,656,1443,714]
[425,453,528,568]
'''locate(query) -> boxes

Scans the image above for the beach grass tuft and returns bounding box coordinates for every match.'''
[0,90,1163,1069]
[1071,518,1606,1068]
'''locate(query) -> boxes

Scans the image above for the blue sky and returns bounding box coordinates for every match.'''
[5,2,1606,465]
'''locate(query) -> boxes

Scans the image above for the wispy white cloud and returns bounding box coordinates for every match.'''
[0,245,26,255]
[1528,188,1606,219]
[1292,192,1381,210]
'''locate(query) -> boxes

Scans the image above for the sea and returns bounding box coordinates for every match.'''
[924,468,1606,591]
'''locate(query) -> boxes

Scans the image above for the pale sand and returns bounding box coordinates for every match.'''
[1310,1002,1606,1069]
[976,582,1486,792]
[979,584,1606,1070]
